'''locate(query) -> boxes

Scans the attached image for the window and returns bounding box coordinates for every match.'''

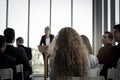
[8,0,28,46]
[29,0,50,74]
[51,0,71,36]
[115,0,119,24]
[73,0,93,45]
[0,0,6,35]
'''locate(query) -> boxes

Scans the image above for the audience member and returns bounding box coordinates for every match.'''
[113,24,120,80]
[16,37,32,60]
[97,31,113,80]
[81,35,99,69]
[0,35,16,80]
[3,28,31,80]
[110,24,120,68]
[16,37,33,78]
[49,27,88,80]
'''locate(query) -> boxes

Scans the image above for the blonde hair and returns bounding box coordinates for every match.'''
[81,35,93,54]
[45,26,51,30]
[52,27,88,80]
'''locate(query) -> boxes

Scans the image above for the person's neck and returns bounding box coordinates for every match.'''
[104,43,111,46]
[46,35,50,38]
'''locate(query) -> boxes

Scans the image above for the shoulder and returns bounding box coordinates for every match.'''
[42,35,46,38]
[6,55,16,64]
[89,54,99,68]
[89,54,98,62]
[25,47,32,52]
[17,47,25,51]
[1,54,16,65]
[16,47,26,56]
[50,34,54,37]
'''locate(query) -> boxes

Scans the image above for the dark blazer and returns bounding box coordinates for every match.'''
[4,45,31,80]
[18,45,32,60]
[17,45,33,76]
[0,51,16,80]
[97,43,113,64]
[40,34,54,45]
[40,34,54,60]
[110,43,120,68]
[97,43,113,80]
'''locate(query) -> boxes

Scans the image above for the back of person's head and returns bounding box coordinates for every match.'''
[104,31,113,41]
[114,24,120,32]
[113,24,120,43]
[4,28,15,43]
[16,37,24,43]
[53,27,88,78]
[0,35,6,51]
[16,37,24,46]
[81,35,93,54]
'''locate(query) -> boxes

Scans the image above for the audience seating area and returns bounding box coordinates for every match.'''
[1,64,120,80]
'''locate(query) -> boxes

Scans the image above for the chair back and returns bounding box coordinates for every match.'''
[29,60,32,67]
[88,76,105,80]
[16,64,24,80]
[114,69,120,80]
[107,68,115,80]
[72,76,105,80]
[88,67,100,77]
[0,68,13,80]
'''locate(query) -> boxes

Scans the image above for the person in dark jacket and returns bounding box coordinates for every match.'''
[4,28,31,80]
[97,31,113,80]
[16,37,32,60]
[39,26,54,77]
[0,35,16,80]
[110,24,120,68]
[16,37,32,78]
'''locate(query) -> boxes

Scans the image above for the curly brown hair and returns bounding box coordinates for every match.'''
[52,27,88,79]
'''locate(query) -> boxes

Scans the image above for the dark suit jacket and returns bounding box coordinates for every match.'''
[0,51,16,80]
[40,34,54,60]
[17,45,33,76]
[40,34,54,45]
[97,43,113,64]
[4,45,31,80]
[97,43,113,79]
[110,43,120,68]
[18,45,32,60]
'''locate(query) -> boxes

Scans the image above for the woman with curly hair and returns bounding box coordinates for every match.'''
[49,27,89,80]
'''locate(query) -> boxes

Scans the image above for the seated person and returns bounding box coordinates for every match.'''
[97,31,113,80]
[16,37,32,76]
[4,28,31,80]
[0,35,16,80]
[81,35,99,69]
[48,27,88,80]
[16,37,32,60]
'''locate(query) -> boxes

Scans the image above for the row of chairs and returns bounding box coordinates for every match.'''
[72,76,105,80]
[107,68,120,80]
[0,68,105,80]
[32,76,105,80]
[0,65,105,80]
[0,64,23,80]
